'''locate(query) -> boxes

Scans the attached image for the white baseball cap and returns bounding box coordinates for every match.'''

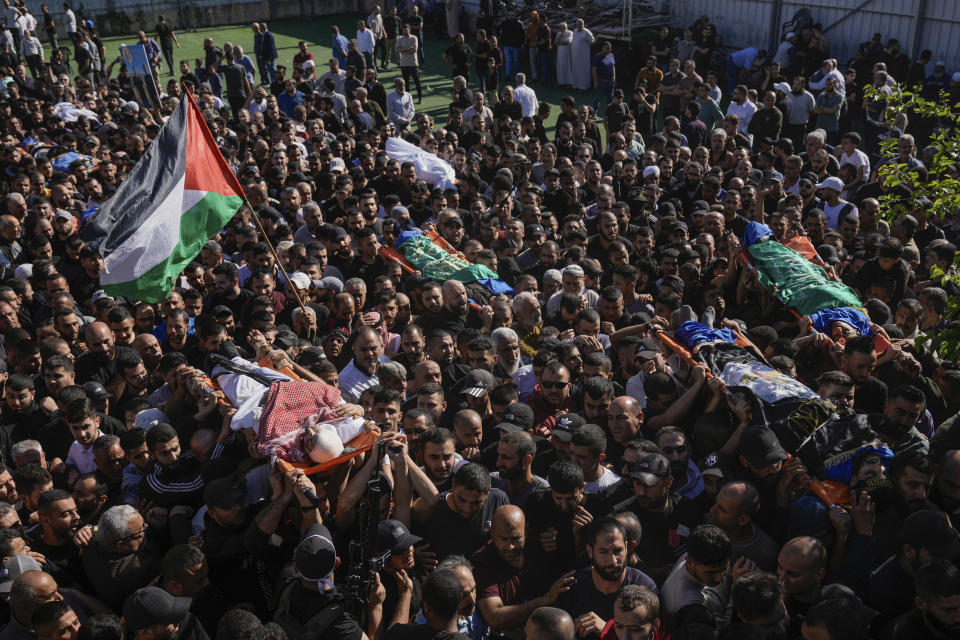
[815,176,845,192]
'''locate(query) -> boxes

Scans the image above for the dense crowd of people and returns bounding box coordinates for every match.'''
[0,2,957,640]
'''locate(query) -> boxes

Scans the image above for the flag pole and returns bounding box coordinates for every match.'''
[244,198,309,313]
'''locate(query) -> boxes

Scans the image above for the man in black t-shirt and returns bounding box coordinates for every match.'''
[613,454,705,584]
[154,15,179,75]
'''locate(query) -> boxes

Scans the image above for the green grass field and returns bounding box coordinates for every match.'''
[70,13,585,132]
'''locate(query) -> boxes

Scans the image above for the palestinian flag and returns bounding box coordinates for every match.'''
[81,92,243,302]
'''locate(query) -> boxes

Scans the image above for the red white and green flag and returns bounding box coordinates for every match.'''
[81,92,243,302]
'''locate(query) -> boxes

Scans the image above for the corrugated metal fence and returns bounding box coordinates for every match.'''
[671,0,960,75]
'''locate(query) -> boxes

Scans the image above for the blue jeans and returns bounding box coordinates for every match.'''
[504,45,520,79]
[417,33,424,66]
[537,51,550,85]
[593,79,615,112]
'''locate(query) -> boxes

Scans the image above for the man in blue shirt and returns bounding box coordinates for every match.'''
[592,40,616,114]
[277,79,303,117]
[331,25,350,70]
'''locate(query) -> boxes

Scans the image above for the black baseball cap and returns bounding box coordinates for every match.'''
[496,402,534,433]
[204,477,247,511]
[122,587,191,631]
[901,510,960,559]
[377,519,423,555]
[295,524,338,583]
[739,425,788,470]
[552,413,586,442]
[83,381,113,401]
[631,453,671,486]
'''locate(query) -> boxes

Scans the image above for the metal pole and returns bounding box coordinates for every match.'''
[908,0,928,60]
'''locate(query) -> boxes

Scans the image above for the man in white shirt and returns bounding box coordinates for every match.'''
[339,326,386,403]
[63,3,77,45]
[816,176,858,229]
[356,19,376,70]
[320,58,347,94]
[725,85,757,136]
[463,91,494,131]
[387,77,415,129]
[513,72,538,118]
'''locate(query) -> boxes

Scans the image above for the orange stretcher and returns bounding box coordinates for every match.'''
[276,429,380,476]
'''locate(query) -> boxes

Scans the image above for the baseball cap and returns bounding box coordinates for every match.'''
[462,370,495,398]
[317,276,344,293]
[133,408,167,431]
[288,272,311,290]
[377,519,423,555]
[773,82,791,94]
[525,224,545,238]
[122,587,191,631]
[495,402,534,433]
[90,290,115,305]
[815,176,845,192]
[204,477,247,511]
[443,214,464,228]
[295,524,338,583]
[700,452,725,478]
[631,453,671,486]
[329,157,347,172]
[642,165,660,178]
[552,413,586,442]
[83,381,113,401]
[739,425,788,470]
[901,510,960,559]
[635,337,663,362]
[0,556,42,594]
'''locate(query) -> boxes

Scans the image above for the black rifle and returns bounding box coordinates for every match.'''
[343,439,392,621]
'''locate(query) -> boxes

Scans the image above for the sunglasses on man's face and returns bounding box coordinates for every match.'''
[541,380,568,390]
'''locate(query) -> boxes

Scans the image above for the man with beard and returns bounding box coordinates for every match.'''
[655,427,702,499]
[433,280,486,335]
[393,324,426,376]
[25,489,83,588]
[71,473,110,526]
[490,431,548,507]
[528,362,577,435]
[511,292,543,359]
[661,524,748,628]
[604,398,642,464]
[885,559,960,640]
[871,453,936,565]
[869,510,960,626]
[138,423,206,511]
[490,327,524,381]
[558,517,656,639]
[74,323,136,392]
[420,427,459,493]
[423,329,470,389]
[614,453,704,584]
[339,326,384,403]
[932,450,960,519]
[569,423,620,496]
[524,461,609,585]
[473,505,575,635]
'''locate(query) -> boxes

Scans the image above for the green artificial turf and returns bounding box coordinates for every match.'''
[50,13,601,133]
